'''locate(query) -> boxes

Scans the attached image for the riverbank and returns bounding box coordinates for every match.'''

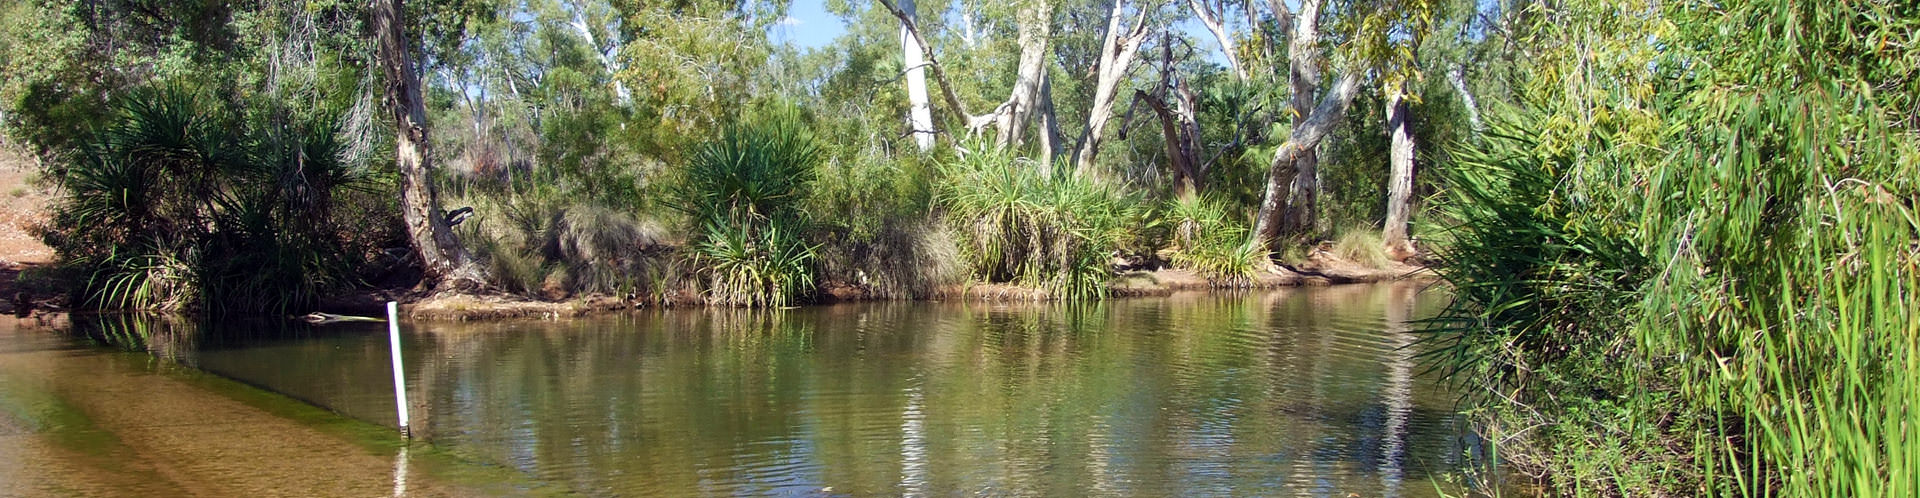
[387,256,1432,321]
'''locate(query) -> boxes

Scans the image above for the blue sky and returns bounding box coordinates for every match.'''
[767,0,1223,62]
[767,0,849,50]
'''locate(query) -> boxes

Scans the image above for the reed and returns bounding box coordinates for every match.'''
[1425,1,1920,495]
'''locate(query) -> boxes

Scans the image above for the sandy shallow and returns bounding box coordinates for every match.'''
[0,319,492,497]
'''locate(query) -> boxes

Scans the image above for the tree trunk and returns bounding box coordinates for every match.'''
[879,0,996,136]
[1131,32,1203,197]
[1186,0,1246,81]
[1382,84,1417,261]
[1137,89,1201,198]
[899,0,936,151]
[1072,1,1151,176]
[996,0,1053,158]
[1448,65,1482,132]
[1255,0,1355,248]
[1275,0,1326,238]
[1037,72,1065,167]
[1254,72,1361,246]
[372,0,486,290]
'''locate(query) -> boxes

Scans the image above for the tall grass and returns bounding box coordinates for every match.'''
[672,104,821,307]
[936,148,1139,300]
[1163,195,1267,283]
[451,191,670,299]
[1426,0,1920,495]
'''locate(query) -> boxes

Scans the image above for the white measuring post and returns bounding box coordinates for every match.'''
[387,301,412,438]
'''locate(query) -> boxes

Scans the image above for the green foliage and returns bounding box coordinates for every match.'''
[43,85,381,315]
[1163,195,1267,283]
[452,191,669,299]
[695,221,816,308]
[937,147,1140,300]
[1428,0,1920,495]
[674,105,823,307]
[806,152,963,299]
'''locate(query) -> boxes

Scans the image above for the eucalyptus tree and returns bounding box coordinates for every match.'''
[878,0,1063,161]
[1068,0,1160,175]
[373,0,489,290]
[1251,0,1432,247]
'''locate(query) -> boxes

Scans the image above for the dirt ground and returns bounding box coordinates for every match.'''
[0,145,54,266]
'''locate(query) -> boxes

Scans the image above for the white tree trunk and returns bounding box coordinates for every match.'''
[996,0,1052,155]
[1255,0,1356,247]
[372,0,486,289]
[900,0,937,151]
[1276,0,1326,237]
[1072,1,1151,175]
[1382,85,1417,261]
[1448,65,1482,132]
[1253,72,1361,245]
[1186,0,1246,81]
[568,11,629,104]
[1037,73,1065,167]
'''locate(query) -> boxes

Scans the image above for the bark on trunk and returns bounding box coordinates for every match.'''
[1275,0,1326,237]
[1187,0,1247,81]
[1382,85,1417,261]
[1253,72,1361,245]
[1448,65,1482,132]
[879,0,996,134]
[1037,73,1065,167]
[372,0,486,290]
[1254,0,1356,248]
[881,0,1050,147]
[1136,89,1201,197]
[996,1,1053,157]
[1072,1,1151,176]
[1129,32,1203,197]
[899,0,936,151]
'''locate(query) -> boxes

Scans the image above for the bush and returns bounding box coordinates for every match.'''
[673,104,822,307]
[452,191,670,299]
[1163,195,1267,283]
[936,147,1140,300]
[1426,1,1920,494]
[42,85,378,315]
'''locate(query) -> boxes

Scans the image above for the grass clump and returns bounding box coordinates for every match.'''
[451,192,669,300]
[671,104,821,307]
[1328,228,1394,269]
[1163,195,1267,284]
[936,148,1139,300]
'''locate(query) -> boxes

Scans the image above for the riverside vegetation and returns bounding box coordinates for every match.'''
[1,0,1915,496]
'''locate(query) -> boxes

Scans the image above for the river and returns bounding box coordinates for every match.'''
[5,282,1499,496]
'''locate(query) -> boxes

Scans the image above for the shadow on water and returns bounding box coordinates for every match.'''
[59,283,1513,496]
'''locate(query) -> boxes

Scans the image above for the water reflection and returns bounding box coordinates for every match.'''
[71,283,1487,496]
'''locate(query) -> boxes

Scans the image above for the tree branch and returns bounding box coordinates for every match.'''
[876,0,997,130]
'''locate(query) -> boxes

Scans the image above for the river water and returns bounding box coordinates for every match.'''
[55,282,1495,496]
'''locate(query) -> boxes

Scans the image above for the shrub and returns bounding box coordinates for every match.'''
[43,85,376,315]
[452,191,670,299]
[1163,195,1267,283]
[936,147,1139,300]
[672,104,822,307]
[1426,1,1920,494]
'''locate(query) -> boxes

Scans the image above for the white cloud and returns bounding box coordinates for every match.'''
[776,15,804,26]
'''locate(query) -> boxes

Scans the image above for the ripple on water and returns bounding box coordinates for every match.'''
[110,283,1487,497]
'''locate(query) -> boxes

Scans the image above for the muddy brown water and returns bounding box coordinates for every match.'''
[6,283,1502,496]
